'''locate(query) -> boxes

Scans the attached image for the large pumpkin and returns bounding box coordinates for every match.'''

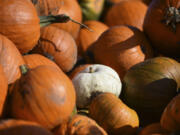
[89,92,139,135]
[105,0,147,30]
[0,119,52,135]
[32,0,82,39]
[90,25,153,79]
[143,0,180,57]
[122,57,180,126]
[76,20,108,57]
[31,26,77,72]
[160,94,180,132]
[0,34,25,84]
[9,65,76,129]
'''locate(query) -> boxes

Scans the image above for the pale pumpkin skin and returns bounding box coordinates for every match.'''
[72,64,122,108]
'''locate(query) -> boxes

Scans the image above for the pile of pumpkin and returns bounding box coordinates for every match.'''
[0,0,179,134]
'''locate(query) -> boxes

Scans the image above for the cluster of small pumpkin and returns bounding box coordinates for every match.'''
[0,0,179,135]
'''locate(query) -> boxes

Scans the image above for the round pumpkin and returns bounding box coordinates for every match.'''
[23,54,60,71]
[143,0,180,57]
[0,65,8,117]
[105,0,147,30]
[122,57,180,126]
[72,64,122,108]
[91,25,153,79]
[76,20,108,57]
[0,34,25,84]
[31,26,77,72]
[139,123,169,135]
[161,94,180,132]
[0,119,52,135]
[89,92,139,135]
[9,65,76,129]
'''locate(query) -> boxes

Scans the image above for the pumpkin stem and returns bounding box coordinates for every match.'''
[89,67,94,73]
[162,6,180,32]
[39,14,93,32]
[20,65,29,75]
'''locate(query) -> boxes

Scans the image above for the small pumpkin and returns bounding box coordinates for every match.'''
[139,123,169,135]
[0,65,8,117]
[122,57,180,126]
[90,25,153,79]
[105,0,147,30]
[31,26,77,72]
[160,94,180,132]
[76,20,108,57]
[89,92,139,135]
[72,64,122,108]
[143,0,180,57]
[9,65,76,129]
[0,34,25,84]
[54,114,108,135]
[23,54,60,71]
[0,119,52,135]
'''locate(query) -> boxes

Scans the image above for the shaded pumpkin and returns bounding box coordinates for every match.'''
[31,26,77,72]
[0,65,8,117]
[0,119,52,135]
[0,34,25,84]
[54,114,107,135]
[105,0,147,30]
[122,57,180,126]
[143,0,180,57]
[160,94,180,132]
[76,20,108,57]
[89,92,139,135]
[90,25,153,79]
[9,65,76,129]
[139,123,169,135]
[23,54,60,71]
[106,0,152,5]
[32,0,82,39]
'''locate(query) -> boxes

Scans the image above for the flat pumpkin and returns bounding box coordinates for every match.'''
[143,0,180,57]
[91,25,153,79]
[9,65,76,129]
[122,57,180,126]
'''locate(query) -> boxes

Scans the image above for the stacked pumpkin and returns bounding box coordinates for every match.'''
[0,0,179,134]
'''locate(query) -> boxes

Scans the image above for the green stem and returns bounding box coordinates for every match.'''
[20,65,29,75]
[39,14,93,32]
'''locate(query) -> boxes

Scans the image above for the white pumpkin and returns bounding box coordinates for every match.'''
[72,64,122,108]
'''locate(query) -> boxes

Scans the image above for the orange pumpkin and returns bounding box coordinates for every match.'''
[76,20,108,57]
[0,65,8,117]
[161,94,180,132]
[91,26,153,79]
[31,26,77,72]
[23,54,60,71]
[89,92,139,135]
[0,119,52,135]
[0,34,25,84]
[9,65,76,129]
[105,0,147,30]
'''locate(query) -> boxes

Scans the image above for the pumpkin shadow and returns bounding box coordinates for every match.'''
[111,125,138,135]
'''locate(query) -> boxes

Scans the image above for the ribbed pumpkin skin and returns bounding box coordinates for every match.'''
[77,21,108,57]
[0,65,8,117]
[161,94,180,132]
[23,54,60,71]
[10,65,76,130]
[143,0,180,57]
[92,26,153,79]
[32,26,77,72]
[32,0,82,39]
[89,93,139,135]
[0,34,25,84]
[105,0,147,30]
[0,0,40,54]
[0,119,52,135]
[123,57,180,126]
[139,123,169,135]
[54,115,108,135]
